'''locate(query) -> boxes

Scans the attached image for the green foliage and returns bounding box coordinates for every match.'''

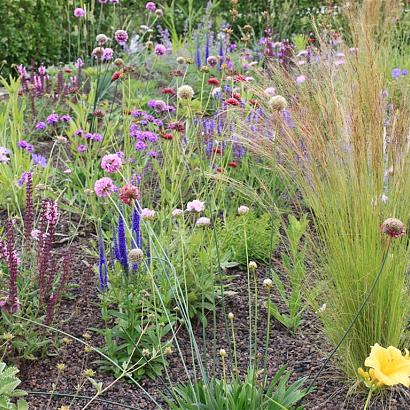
[269,214,309,334]
[168,366,311,410]
[0,362,28,410]
[220,212,280,266]
[96,266,174,380]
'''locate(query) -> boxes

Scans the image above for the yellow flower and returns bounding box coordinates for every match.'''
[364,343,410,387]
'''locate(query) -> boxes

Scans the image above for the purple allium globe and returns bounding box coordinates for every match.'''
[145,2,156,11]
[94,177,116,197]
[115,30,128,45]
[154,44,167,56]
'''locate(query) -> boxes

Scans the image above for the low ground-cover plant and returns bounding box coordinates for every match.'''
[0,361,27,410]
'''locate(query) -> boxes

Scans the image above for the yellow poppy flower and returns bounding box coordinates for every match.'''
[364,344,410,387]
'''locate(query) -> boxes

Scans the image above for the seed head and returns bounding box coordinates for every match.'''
[128,248,144,264]
[380,218,406,238]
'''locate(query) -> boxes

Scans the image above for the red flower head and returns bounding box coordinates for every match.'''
[208,78,220,86]
[234,74,246,82]
[161,133,173,140]
[227,161,238,168]
[119,184,140,206]
[249,98,259,107]
[212,147,222,154]
[161,87,176,95]
[112,70,123,82]
[232,92,241,100]
[64,68,73,74]
[380,218,406,238]
[216,167,225,173]
[168,121,185,133]
[225,97,240,106]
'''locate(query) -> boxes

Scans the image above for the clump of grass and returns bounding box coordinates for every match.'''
[241,0,410,378]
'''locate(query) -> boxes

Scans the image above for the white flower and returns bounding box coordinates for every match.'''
[196,217,211,227]
[186,200,205,213]
[31,229,41,240]
[211,87,221,97]
[238,205,250,215]
[248,261,257,270]
[268,95,288,111]
[318,303,327,313]
[177,85,194,100]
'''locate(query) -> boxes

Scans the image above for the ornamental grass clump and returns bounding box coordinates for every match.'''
[241,0,410,378]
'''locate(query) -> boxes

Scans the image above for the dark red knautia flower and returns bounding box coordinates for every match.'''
[161,87,176,95]
[234,74,246,82]
[228,161,238,168]
[168,121,185,133]
[232,92,241,100]
[249,98,259,107]
[119,184,140,206]
[208,78,220,86]
[212,147,222,154]
[112,70,123,82]
[161,133,173,140]
[225,97,240,106]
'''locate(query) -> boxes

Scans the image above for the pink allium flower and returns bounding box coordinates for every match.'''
[103,48,114,61]
[115,30,128,45]
[238,205,250,215]
[74,8,86,18]
[94,177,116,197]
[154,44,167,56]
[186,200,205,213]
[146,2,156,11]
[101,154,122,173]
[75,58,84,68]
[141,208,156,220]
[296,75,306,84]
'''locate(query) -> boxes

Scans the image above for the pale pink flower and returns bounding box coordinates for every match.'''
[141,208,156,220]
[101,154,122,173]
[186,200,205,213]
[196,217,211,227]
[94,177,116,197]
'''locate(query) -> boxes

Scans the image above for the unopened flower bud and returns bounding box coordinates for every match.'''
[228,312,234,320]
[248,261,257,270]
[263,278,273,288]
[219,348,226,357]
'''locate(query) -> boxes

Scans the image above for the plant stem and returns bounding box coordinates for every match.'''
[363,388,373,410]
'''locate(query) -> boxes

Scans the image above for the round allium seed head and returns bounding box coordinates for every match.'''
[92,47,105,58]
[206,55,218,67]
[176,56,186,65]
[128,248,144,264]
[228,312,234,320]
[96,34,108,45]
[248,261,257,270]
[155,9,163,17]
[200,65,210,73]
[264,87,276,97]
[219,349,226,357]
[177,85,194,100]
[263,278,273,288]
[268,95,288,111]
[380,218,406,238]
[114,58,124,67]
[238,205,250,215]
[56,135,68,144]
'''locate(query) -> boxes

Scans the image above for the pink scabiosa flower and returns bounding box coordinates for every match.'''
[141,208,156,220]
[74,7,86,18]
[154,44,167,56]
[101,154,122,173]
[146,2,156,11]
[103,48,114,61]
[94,177,116,197]
[380,218,406,238]
[186,200,205,213]
[115,30,128,45]
[119,184,140,205]
[196,217,211,227]
[172,208,184,217]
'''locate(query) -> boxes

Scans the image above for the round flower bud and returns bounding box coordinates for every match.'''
[177,85,194,100]
[219,349,226,357]
[380,218,406,238]
[172,208,184,217]
[206,55,218,67]
[114,58,124,68]
[248,261,257,270]
[228,312,234,320]
[155,9,163,17]
[268,95,288,111]
[128,248,144,264]
[200,65,210,73]
[96,34,109,45]
[263,278,273,288]
[238,205,250,215]
[176,56,186,65]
